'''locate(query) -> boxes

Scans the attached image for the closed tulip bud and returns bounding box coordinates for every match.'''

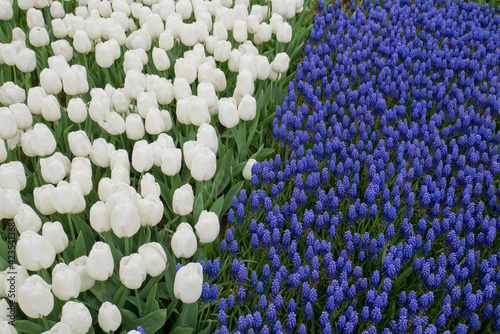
[41,322,71,334]
[238,94,256,121]
[243,158,256,180]
[51,19,68,39]
[0,82,26,106]
[187,96,210,126]
[214,40,231,62]
[195,210,219,243]
[10,103,32,130]
[18,275,53,318]
[153,77,174,105]
[255,22,272,44]
[161,148,182,176]
[111,200,141,238]
[16,231,56,271]
[16,48,36,73]
[40,69,62,95]
[68,256,95,292]
[27,8,44,29]
[47,52,70,75]
[218,98,239,128]
[0,189,22,219]
[42,221,68,254]
[67,98,87,123]
[90,138,114,168]
[119,254,147,290]
[123,51,143,73]
[70,157,92,195]
[89,201,111,233]
[180,23,198,47]
[247,14,260,34]
[235,69,254,96]
[162,110,173,131]
[228,49,241,73]
[153,47,170,71]
[190,146,216,181]
[271,52,290,73]
[50,1,65,18]
[73,30,92,54]
[68,130,91,157]
[174,263,203,303]
[110,149,130,171]
[138,242,167,277]
[0,108,17,140]
[0,321,16,334]
[0,161,25,191]
[172,184,194,216]
[14,203,42,234]
[145,108,166,135]
[63,65,89,96]
[138,194,163,227]
[270,13,283,34]
[124,70,145,99]
[239,53,257,80]
[18,0,35,10]
[61,302,92,334]
[174,77,192,101]
[159,30,174,51]
[152,133,175,165]
[174,59,197,84]
[277,21,292,43]
[27,87,46,114]
[86,242,114,281]
[26,123,57,156]
[197,82,218,109]
[98,302,122,333]
[96,42,114,68]
[99,111,126,135]
[40,152,71,184]
[140,173,160,198]
[89,89,111,122]
[255,55,270,80]
[51,263,81,301]
[52,181,83,214]
[196,123,218,153]
[213,68,227,92]
[171,223,197,258]
[29,27,49,47]
[233,19,248,42]
[132,140,154,172]
[41,95,61,122]
[136,91,158,118]
[111,88,130,113]
[125,114,145,140]
[34,184,56,215]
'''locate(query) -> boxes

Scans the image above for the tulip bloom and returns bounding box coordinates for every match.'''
[174,263,203,303]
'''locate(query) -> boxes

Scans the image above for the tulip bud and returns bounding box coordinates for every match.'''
[196,123,218,153]
[0,189,22,220]
[138,242,167,277]
[40,152,71,184]
[27,8,44,28]
[52,180,85,214]
[161,148,182,176]
[218,98,239,128]
[89,201,111,233]
[90,138,114,168]
[0,108,17,140]
[270,13,283,34]
[125,114,145,140]
[34,184,56,215]
[29,27,50,47]
[179,23,198,47]
[51,19,68,39]
[18,275,53,318]
[138,194,163,227]
[235,69,254,96]
[40,68,63,95]
[60,302,92,334]
[70,157,92,195]
[145,108,166,135]
[124,70,145,99]
[50,1,65,18]
[173,263,203,303]
[243,158,257,180]
[153,47,170,71]
[67,97,87,123]
[152,77,174,105]
[68,256,95,292]
[14,203,42,234]
[214,40,231,62]
[111,199,141,238]
[0,82,26,106]
[247,14,260,34]
[110,149,130,171]
[238,94,257,121]
[73,30,92,54]
[111,88,130,113]
[16,231,56,271]
[98,302,122,333]
[119,254,147,289]
[40,95,61,122]
[27,87,46,114]
[140,173,160,198]
[10,103,32,130]
[51,263,81,301]
[173,77,192,101]
[255,55,270,80]
[62,65,89,96]
[18,0,34,11]
[172,184,194,216]
[0,161,26,191]
[255,22,272,44]
[271,52,290,73]
[197,82,218,110]
[68,130,91,157]
[86,242,114,281]
[16,48,36,73]
[171,223,197,258]
[233,19,248,42]
[96,42,114,68]
[99,111,126,135]
[131,140,154,173]
[213,68,227,92]
[159,30,174,51]
[0,321,16,334]
[277,21,292,43]
[42,221,69,254]
[190,146,216,181]
[195,210,220,243]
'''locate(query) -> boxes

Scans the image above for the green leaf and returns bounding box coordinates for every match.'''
[193,192,204,222]
[173,301,198,330]
[210,196,224,216]
[169,327,193,334]
[144,285,157,316]
[13,320,45,334]
[222,181,244,213]
[113,284,130,310]
[120,309,138,323]
[197,320,214,334]
[121,309,167,334]
[163,248,176,299]
[74,233,86,258]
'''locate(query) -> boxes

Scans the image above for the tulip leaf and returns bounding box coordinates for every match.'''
[137,226,151,248]
[113,284,130,309]
[193,193,204,222]
[120,309,138,323]
[210,196,224,217]
[13,320,45,334]
[222,181,244,213]
[173,300,198,330]
[197,320,214,334]
[74,233,86,258]
[121,309,166,334]
[163,248,177,299]
[144,285,157,315]
[169,327,193,334]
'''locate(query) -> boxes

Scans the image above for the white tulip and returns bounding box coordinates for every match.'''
[0,108,17,140]
[138,194,163,227]
[196,123,218,153]
[140,173,160,198]
[0,189,22,220]
[197,82,218,109]
[124,70,145,99]
[90,201,111,233]
[67,98,87,123]
[68,130,91,157]
[99,111,126,135]
[214,40,231,62]
[41,322,71,334]
[52,181,85,214]
[195,210,220,243]
[29,27,50,47]
[132,140,154,172]
[86,242,114,281]
[70,157,92,195]
[159,30,174,51]
[277,21,292,43]
[33,184,56,215]
[125,114,145,140]
[255,55,270,80]
[0,139,5,163]
[60,302,92,334]
[16,231,56,271]
[27,8,44,29]
[136,91,158,118]
[98,302,122,333]
[50,1,65,18]
[171,223,197,258]
[160,148,182,176]
[90,138,115,168]
[14,203,42,234]
[27,87,46,114]
[68,256,95,292]
[218,98,239,128]
[0,161,25,191]
[41,95,61,122]
[96,42,114,68]
[111,200,141,238]
[110,149,130,171]
[10,103,32,130]
[73,30,92,54]
[16,48,36,73]
[243,158,257,180]
[62,65,89,95]
[172,184,194,216]
[0,82,26,106]
[111,88,130,113]
[41,151,72,184]
[18,275,53,318]
[40,69,62,95]
[233,19,248,42]
[271,52,290,73]
[173,77,192,101]
[119,254,146,289]
[42,221,68,254]
[153,47,170,71]
[51,263,81,301]
[173,263,203,303]
[51,19,68,39]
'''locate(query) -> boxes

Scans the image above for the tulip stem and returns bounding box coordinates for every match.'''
[42,316,50,330]
[124,237,130,256]
[135,289,142,316]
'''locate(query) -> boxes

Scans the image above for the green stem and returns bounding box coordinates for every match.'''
[42,316,50,330]
[67,214,75,242]
[124,237,130,256]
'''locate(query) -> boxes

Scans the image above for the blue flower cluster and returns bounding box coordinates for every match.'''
[211,0,500,332]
